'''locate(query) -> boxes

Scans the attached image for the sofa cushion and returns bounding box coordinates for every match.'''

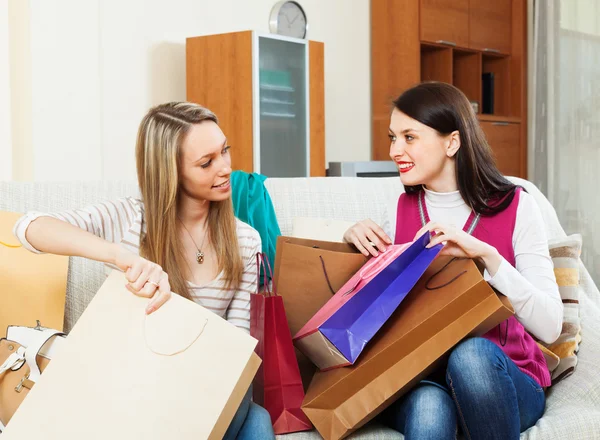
[291,217,354,242]
[542,234,583,384]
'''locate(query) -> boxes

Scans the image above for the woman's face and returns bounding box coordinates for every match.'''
[179,121,232,202]
[388,109,460,189]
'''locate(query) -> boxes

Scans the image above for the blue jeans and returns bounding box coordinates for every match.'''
[381,337,546,440]
[223,387,275,440]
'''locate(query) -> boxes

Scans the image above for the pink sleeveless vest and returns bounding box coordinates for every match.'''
[394,189,551,387]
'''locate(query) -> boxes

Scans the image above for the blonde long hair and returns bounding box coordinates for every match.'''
[135,102,242,299]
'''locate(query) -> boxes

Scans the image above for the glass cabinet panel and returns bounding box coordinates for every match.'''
[258,36,308,177]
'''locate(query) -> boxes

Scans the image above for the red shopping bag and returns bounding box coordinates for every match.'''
[250,253,312,435]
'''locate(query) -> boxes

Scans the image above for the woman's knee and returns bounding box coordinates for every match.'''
[448,337,504,375]
[404,385,457,438]
[446,337,507,398]
[408,385,455,416]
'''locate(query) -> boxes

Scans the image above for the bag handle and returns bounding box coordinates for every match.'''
[0,240,21,248]
[256,253,276,297]
[425,257,467,291]
[358,246,404,280]
[424,258,508,346]
[319,255,337,295]
[321,246,406,297]
[0,345,27,376]
[23,325,65,383]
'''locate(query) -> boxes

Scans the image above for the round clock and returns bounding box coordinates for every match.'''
[269,1,308,39]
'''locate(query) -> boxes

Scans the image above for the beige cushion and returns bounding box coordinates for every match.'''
[540,234,583,384]
[291,217,355,242]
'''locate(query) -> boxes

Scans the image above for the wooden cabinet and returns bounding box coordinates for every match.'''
[186,31,325,177]
[372,0,527,177]
[480,121,522,177]
[371,0,420,160]
[420,0,469,47]
[469,0,512,54]
[421,45,453,83]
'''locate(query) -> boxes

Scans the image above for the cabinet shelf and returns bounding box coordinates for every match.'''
[372,0,527,178]
[477,115,521,123]
[259,84,295,93]
[260,111,297,118]
[260,97,296,105]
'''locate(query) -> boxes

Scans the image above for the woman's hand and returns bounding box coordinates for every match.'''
[114,248,172,314]
[343,219,392,257]
[414,222,503,276]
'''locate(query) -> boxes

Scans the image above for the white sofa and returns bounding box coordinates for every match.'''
[1,176,599,439]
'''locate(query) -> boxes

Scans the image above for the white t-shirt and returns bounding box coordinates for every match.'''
[383,188,563,345]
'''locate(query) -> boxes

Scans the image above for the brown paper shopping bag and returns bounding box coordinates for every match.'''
[301,257,514,440]
[273,236,368,389]
[0,211,69,331]
[1,271,261,440]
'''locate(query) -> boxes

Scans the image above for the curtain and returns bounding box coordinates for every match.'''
[530,0,600,283]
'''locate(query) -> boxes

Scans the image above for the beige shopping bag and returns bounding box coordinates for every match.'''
[1,271,261,440]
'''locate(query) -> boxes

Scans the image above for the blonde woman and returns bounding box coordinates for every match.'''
[13,102,275,440]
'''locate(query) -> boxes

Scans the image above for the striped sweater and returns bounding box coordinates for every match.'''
[13,197,261,333]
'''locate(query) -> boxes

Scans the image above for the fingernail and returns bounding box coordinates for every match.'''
[146,306,154,315]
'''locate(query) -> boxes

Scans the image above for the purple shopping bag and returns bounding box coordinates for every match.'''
[294,232,442,370]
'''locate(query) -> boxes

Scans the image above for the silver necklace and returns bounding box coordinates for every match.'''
[179,218,208,264]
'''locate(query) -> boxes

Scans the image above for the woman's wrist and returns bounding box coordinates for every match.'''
[479,244,502,277]
[107,243,122,266]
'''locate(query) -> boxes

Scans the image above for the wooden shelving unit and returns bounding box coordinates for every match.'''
[371,0,527,178]
[186,31,326,177]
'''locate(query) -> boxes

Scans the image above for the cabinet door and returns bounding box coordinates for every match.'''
[420,0,469,48]
[469,0,512,54]
[481,121,522,177]
[258,36,308,178]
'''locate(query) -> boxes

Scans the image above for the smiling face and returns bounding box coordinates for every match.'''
[178,121,232,202]
[388,108,461,191]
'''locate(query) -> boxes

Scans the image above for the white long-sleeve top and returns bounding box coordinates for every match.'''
[13,197,261,333]
[383,188,563,344]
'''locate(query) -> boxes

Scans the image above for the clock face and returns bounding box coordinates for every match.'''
[276,2,307,39]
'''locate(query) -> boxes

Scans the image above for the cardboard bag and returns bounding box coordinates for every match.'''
[250,253,312,434]
[273,236,368,388]
[0,211,69,331]
[301,257,514,440]
[1,271,261,440]
[294,234,441,371]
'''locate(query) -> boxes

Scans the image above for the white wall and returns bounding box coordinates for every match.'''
[0,1,11,180]
[5,0,371,181]
[560,0,600,35]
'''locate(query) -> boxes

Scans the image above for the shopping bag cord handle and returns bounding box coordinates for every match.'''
[256,253,275,297]
[0,240,21,248]
[319,256,336,295]
[425,257,467,291]
[498,321,509,346]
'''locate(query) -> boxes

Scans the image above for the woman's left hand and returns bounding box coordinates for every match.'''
[414,222,503,275]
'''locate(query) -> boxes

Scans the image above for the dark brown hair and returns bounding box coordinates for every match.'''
[393,82,518,215]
